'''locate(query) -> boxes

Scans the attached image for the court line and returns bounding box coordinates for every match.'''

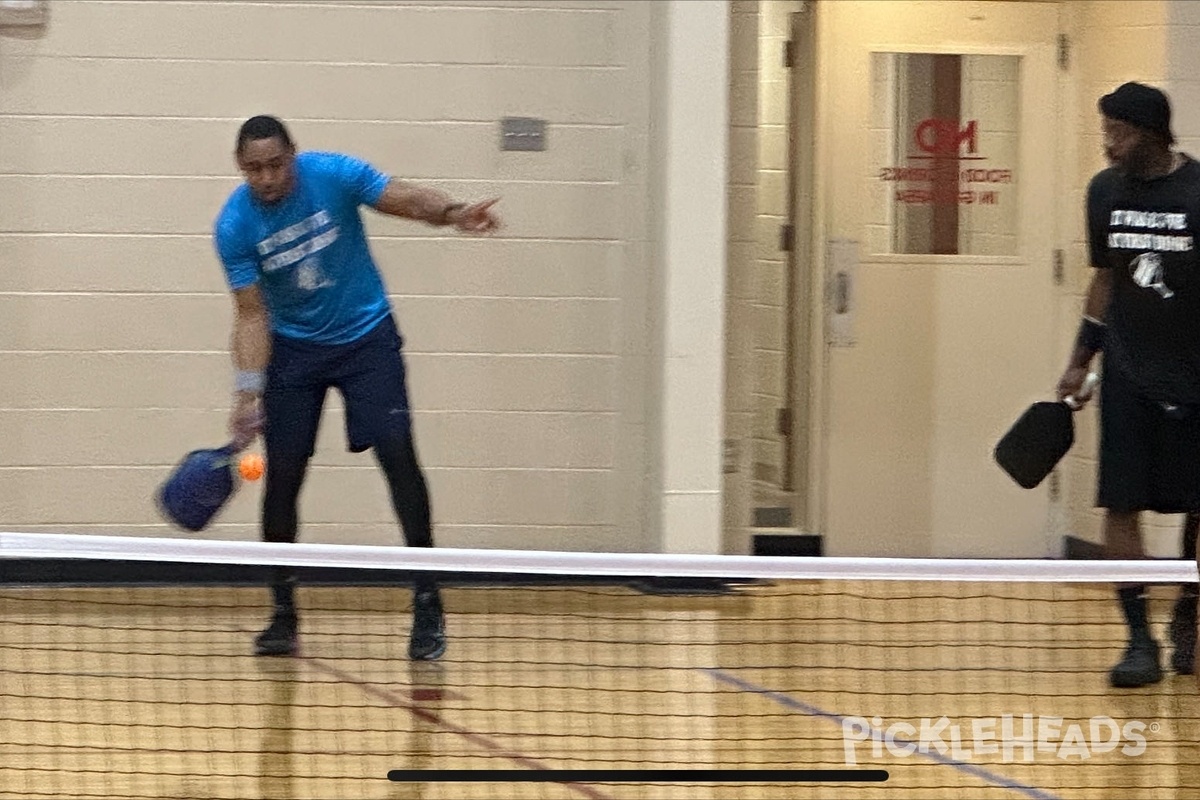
[704,669,1062,800]
[301,656,617,800]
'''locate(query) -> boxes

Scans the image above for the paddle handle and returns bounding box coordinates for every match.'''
[1063,372,1100,411]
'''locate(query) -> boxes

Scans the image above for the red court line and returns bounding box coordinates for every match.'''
[302,656,617,800]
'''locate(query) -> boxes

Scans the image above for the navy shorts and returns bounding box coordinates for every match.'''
[264,315,413,459]
[1098,369,1200,514]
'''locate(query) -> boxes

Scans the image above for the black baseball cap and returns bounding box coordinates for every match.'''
[1099,82,1174,142]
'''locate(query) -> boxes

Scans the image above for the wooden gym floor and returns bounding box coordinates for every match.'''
[2,580,1200,799]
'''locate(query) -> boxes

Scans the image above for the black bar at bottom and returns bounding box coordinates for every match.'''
[387,769,888,783]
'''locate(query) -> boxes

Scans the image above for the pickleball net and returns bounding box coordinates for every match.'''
[2,530,1200,800]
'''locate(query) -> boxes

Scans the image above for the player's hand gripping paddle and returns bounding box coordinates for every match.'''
[993,372,1100,490]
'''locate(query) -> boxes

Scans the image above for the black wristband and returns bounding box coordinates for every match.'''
[1077,316,1106,353]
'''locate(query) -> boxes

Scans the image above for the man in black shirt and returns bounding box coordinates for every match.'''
[1059,82,1200,688]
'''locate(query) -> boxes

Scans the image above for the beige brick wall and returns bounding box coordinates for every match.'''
[0,0,654,551]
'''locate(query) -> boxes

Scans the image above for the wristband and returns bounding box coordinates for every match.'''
[235,370,264,394]
[1076,316,1106,353]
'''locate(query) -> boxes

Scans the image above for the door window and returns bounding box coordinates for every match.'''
[870,53,1021,256]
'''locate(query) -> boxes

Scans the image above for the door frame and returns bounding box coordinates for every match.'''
[784,4,819,531]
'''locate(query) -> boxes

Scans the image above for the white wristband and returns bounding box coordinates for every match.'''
[235,370,264,394]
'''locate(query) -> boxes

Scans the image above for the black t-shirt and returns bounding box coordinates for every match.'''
[1088,156,1200,403]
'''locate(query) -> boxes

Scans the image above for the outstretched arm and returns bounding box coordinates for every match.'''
[371,179,500,233]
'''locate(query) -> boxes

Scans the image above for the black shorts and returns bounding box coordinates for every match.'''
[1098,370,1200,513]
[264,315,413,459]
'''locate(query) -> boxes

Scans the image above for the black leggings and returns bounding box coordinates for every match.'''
[262,433,436,593]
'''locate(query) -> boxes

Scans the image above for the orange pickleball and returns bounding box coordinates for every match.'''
[238,453,265,481]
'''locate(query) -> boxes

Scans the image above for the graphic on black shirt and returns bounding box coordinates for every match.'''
[1129,252,1173,298]
[1107,210,1192,250]
[1107,209,1193,299]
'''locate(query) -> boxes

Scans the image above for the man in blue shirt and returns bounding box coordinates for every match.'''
[214,115,499,660]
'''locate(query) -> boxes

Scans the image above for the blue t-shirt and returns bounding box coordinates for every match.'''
[214,151,393,345]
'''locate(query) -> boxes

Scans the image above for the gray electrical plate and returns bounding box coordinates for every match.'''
[501,117,546,152]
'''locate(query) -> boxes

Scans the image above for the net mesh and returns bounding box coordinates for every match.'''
[3,532,1200,800]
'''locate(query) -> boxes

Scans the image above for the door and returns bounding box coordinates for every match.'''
[814,0,1062,556]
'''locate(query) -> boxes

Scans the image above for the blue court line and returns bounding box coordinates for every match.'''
[703,668,1062,800]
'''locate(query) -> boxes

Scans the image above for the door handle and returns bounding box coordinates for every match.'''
[826,238,857,347]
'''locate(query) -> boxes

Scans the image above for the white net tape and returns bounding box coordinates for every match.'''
[1,531,1196,582]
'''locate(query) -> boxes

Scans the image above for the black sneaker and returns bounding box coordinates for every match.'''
[254,609,298,656]
[1171,597,1196,675]
[1109,639,1162,687]
[409,589,446,661]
